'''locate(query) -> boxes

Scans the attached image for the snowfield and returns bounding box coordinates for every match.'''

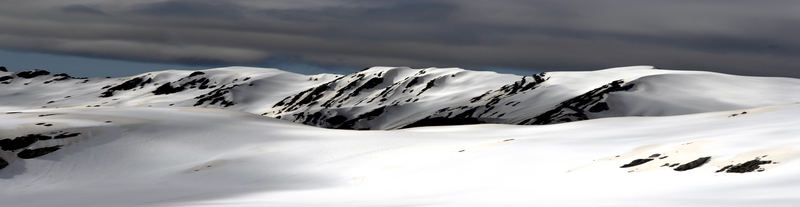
[1,66,799,206]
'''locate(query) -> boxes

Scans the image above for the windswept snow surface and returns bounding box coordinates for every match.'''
[1,105,799,206]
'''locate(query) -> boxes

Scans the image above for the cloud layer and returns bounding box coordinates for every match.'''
[0,0,798,77]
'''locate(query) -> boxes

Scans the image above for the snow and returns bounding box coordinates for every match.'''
[1,65,799,206]
[1,104,799,206]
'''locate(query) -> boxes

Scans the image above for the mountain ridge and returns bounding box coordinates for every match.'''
[2,65,799,129]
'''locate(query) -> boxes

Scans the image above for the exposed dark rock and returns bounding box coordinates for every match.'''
[18,145,62,159]
[278,84,330,109]
[53,132,81,139]
[53,73,71,78]
[718,158,773,173]
[337,106,389,129]
[325,115,348,125]
[0,134,47,151]
[0,75,12,82]
[320,77,362,108]
[402,117,483,129]
[194,85,236,107]
[188,71,205,77]
[406,77,420,88]
[403,107,483,128]
[0,66,7,72]
[418,79,437,95]
[588,102,610,113]
[153,83,185,95]
[100,77,153,97]
[620,158,653,168]
[674,157,711,171]
[0,157,8,169]
[352,77,384,96]
[16,69,50,79]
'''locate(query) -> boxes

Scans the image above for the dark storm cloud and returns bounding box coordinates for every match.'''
[130,0,246,19]
[61,5,107,16]
[0,0,798,77]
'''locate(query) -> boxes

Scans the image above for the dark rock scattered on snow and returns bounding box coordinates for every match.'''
[0,75,12,82]
[188,71,205,77]
[15,69,50,79]
[717,158,773,173]
[153,83,185,95]
[0,134,47,151]
[100,76,153,97]
[17,145,62,159]
[0,157,8,169]
[674,157,711,171]
[194,85,236,107]
[53,132,81,139]
[620,158,653,168]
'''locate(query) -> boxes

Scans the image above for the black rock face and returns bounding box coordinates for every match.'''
[153,83,185,95]
[352,77,384,96]
[0,75,12,82]
[417,79,437,95]
[16,69,51,79]
[588,102,610,113]
[717,158,773,173]
[100,77,153,97]
[194,85,236,107]
[402,117,484,128]
[674,157,711,171]
[17,145,62,159]
[620,158,653,168]
[325,115,348,125]
[0,134,47,151]
[0,66,7,72]
[53,132,81,139]
[406,77,420,88]
[404,107,484,128]
[0,157,8,169]
[188,71,205,77]
[335,106,388,129]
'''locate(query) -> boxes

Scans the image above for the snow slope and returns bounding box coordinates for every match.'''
[1,105,799,206]
[3,65,798,130]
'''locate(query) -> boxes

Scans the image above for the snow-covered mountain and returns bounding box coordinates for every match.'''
[2,65,800,206]
[0,66,340,113]
[3,65,799,129]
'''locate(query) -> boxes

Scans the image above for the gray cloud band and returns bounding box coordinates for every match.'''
[0,0,798,77]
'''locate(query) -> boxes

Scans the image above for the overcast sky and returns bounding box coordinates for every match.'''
[0,0,798,77]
